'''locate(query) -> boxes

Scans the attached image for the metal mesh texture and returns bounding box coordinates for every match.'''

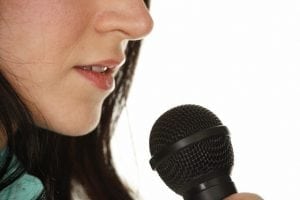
[149,105,234,194]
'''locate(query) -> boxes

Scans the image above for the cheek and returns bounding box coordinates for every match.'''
[0,1,103,135]
[0,0,89,64]
[0,1,90,94]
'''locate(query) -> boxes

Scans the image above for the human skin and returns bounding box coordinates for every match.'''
[225,193,264,200]
[0,0,153,137]
[0,3,264,200]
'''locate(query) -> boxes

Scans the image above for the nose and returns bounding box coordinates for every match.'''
[93,0,154,40]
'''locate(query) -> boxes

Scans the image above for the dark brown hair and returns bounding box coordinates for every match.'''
[0,1,149,198]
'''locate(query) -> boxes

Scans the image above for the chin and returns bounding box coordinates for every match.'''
[37,112,102,137]
[63,124,99,136]
[58,116,102,136]
[45,121,100,136]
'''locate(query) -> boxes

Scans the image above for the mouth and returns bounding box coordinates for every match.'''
[75,58,125,74]
[75,65,112,75]
[74,59,125,90]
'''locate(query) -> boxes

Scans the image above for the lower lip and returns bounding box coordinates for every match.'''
[75,68,114,90]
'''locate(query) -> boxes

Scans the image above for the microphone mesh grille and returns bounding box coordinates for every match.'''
[149,105,234,194]
[156,135,233,194]
[150,104,222,156]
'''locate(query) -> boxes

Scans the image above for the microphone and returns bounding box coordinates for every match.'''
[149,104,237,200]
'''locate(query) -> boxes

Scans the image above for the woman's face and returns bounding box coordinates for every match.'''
[0,0,153,136]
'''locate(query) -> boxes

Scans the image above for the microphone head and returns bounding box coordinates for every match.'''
[149,104,234,195]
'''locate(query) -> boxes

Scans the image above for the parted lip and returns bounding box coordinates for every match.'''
[73,58,126,90]
[74,58,126,77]
[75,58,125,70]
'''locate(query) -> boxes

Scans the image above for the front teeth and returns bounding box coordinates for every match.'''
[91,66,108,73]
[82,66,108,73]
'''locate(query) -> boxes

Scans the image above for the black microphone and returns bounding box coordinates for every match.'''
[149,104,237,200]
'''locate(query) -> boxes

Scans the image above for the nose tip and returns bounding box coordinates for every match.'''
[129,9,154,40]
[94,1,154,41]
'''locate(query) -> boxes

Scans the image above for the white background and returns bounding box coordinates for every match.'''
[112,0,300,199]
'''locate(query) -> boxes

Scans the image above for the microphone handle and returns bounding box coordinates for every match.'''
[183,176,237,200]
